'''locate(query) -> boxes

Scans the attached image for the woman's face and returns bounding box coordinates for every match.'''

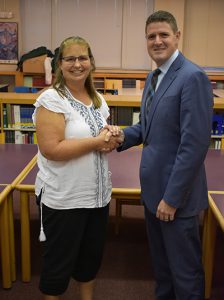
[60,43,91,85]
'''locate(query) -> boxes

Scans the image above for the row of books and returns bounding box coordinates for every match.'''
[24,75,49,87]
[94,79,144,91]
[122,78,137,88]
[108,107,140,126]
[5,131,37,144]
[107,108,224,131]
[212,114,224,135]
[3,104,35,129]
[210,138,223,150]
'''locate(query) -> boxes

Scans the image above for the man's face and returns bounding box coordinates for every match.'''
[145,21,180,67]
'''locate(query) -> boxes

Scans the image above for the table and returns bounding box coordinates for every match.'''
[14,147,224,297]
[0,184,11,288]
[15,146,141,282]
[0,144,37,185]
[109,147,141,234]
[203,150,224,299]
[0,144,37,288]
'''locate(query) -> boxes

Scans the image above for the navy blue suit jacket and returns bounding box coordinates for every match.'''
[118,53,214,217]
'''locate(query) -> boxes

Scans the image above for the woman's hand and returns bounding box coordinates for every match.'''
[97,129,123,152]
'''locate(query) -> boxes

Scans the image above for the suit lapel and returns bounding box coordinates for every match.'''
[144,53,185,142]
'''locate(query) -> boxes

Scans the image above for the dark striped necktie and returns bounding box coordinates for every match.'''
[145,68,161,116]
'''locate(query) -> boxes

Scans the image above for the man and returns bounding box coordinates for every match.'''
[116,10,213,300]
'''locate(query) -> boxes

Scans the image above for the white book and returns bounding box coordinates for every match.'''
[14,105,21,129]
[132,111,140,125]
[15,131,23,144]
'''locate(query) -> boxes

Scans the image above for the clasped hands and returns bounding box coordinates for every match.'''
[98,125,124,153]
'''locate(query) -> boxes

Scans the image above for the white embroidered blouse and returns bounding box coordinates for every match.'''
[32,87,112,209]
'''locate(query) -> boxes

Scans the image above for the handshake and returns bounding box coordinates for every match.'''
[98,125,124,153]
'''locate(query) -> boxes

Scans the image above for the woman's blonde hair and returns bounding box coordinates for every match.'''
[53,36,101,108]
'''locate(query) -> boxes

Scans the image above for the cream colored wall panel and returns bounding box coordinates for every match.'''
[121,0,153,70]
[183,0,210,65]
[51,0,123,68]
[20,0,52,54]
[183,0,224,67]
[206,0,224,66]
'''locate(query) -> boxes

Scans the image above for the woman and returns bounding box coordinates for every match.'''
[33,36,122,300]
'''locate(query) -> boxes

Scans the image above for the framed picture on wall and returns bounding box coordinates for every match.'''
[0,22,18,64]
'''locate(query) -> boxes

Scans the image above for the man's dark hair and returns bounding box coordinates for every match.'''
[145,10,178,33]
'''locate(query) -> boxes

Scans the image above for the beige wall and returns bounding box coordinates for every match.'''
[183,0,224,66]
[0,0,224,72]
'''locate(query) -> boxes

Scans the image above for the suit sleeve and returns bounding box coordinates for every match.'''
[163,70,213,208]
[117,122,143,151]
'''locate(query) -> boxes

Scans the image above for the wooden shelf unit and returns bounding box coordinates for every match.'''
[207,74,224,82]
[0,76,224,147]
[93,70,148,94]
[1,69,223,91]
[0,92,40,144]
[0,71,24,87]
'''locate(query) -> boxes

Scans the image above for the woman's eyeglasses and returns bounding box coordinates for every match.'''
[62,55,90,65]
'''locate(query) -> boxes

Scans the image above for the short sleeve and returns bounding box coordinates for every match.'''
[32,88,71,124]
[98,92,110,120]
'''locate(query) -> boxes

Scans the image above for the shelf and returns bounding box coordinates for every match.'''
[0,72,223,145]
[214,98,224,109]
[4,128,35,132]
[208,75,224,81]
[104,95,141,107]
[0,71,24,87]
[211,134,224,139]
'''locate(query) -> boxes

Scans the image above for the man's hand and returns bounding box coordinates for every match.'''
[99,125,124,153]
[97,129,122,153]
[104,125,122,137]
[156,199,176,222]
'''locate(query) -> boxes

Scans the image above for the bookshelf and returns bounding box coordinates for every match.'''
[212,88,224,149]
[0,71,24,91]
[208,74,224,86]
[204,68,224,89]
[105,94,141,126]
[1,69,223,93]
[0,82,224,148]
[23,73,50,90]
[1,70,145,94]
[0,93,38,144]
[93,70,148,94]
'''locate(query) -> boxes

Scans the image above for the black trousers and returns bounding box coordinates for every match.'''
[144,207,205,300]
[39,204,109,296]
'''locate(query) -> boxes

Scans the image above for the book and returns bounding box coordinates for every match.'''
[0,132,5,143]
[3,107,7,128]
[132,109,140,125]
[6,104,12,128]
[33,132,37,144]
[117,107,133,126]
[15,131,23,144]
[14,105,21,129]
